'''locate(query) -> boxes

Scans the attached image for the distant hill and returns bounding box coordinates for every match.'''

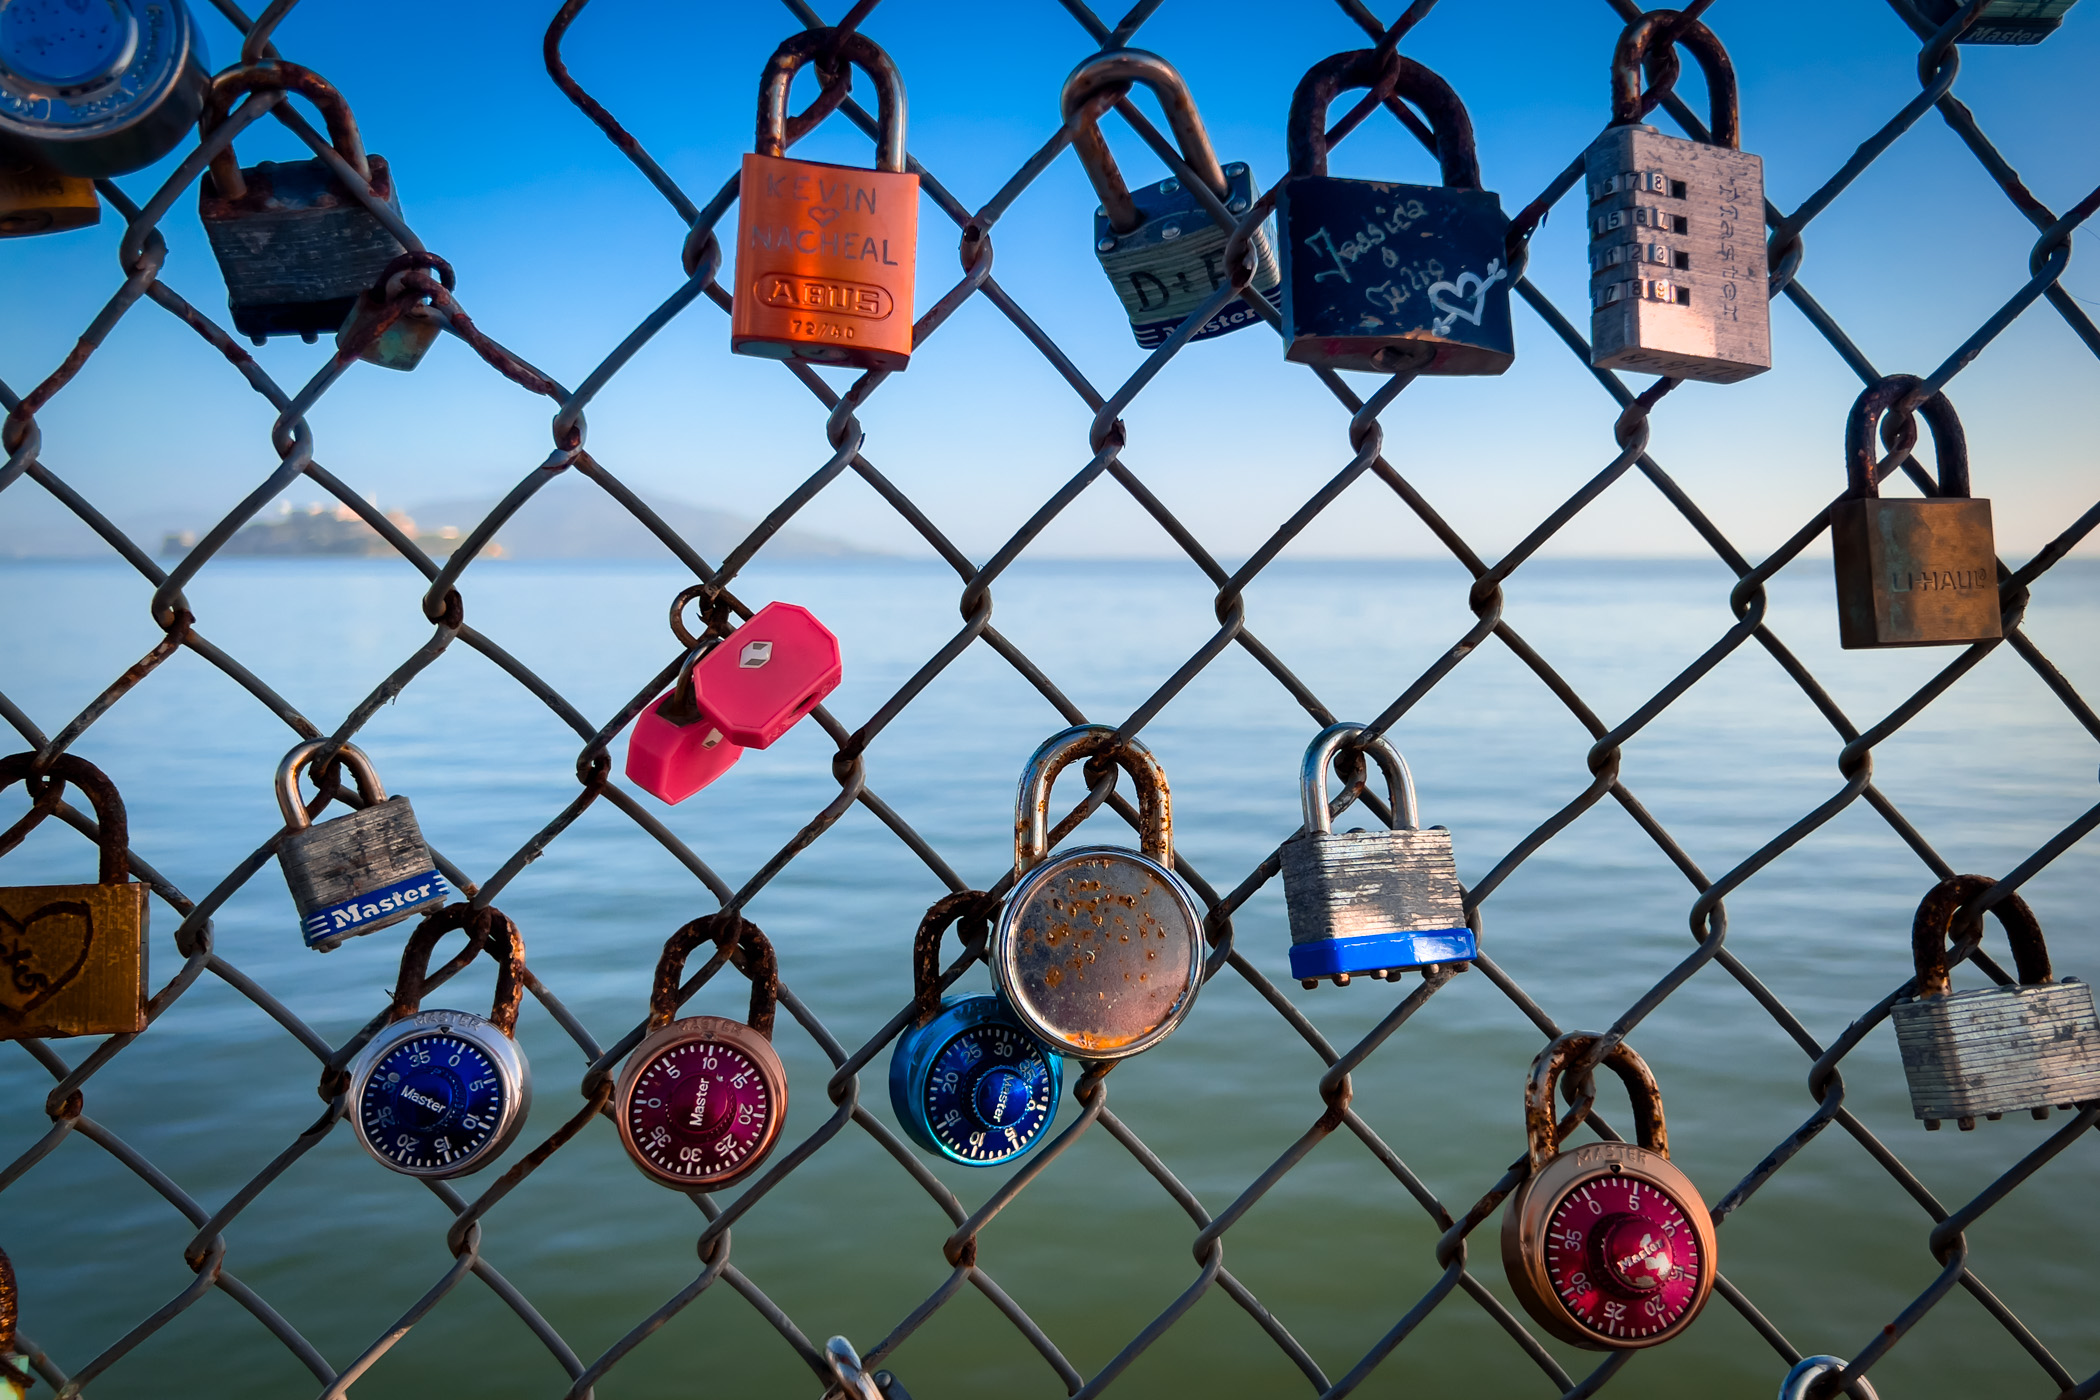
[407,481,876,560]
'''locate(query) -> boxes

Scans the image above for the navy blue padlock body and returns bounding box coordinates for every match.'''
[889,994,1062,1167]
[1276,49,1513,375]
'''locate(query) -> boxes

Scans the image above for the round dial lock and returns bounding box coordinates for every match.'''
[1538,1164,1707,1344]
[348,1010,530,1179]
[0,0,208,178]
[890,994,1062,1167]
[617,1016,787,1189]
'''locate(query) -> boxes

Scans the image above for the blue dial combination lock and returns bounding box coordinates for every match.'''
[889,892,1062,1167]
[345,905,531,1179]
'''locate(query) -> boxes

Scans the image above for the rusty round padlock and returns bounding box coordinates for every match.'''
[730,29,918,372]
[1501,1032,1715,1350]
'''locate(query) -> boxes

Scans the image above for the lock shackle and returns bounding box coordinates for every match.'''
[1300,722,1419,836]
[1911,874,2051,1000]
[755,30,907,174]
[647,911,778,1040]
[1524,1031,1668,1174]
[198,61,371,202]
[1014,725,1173,877]
[1780,1357,1879,1400]
[1843,375,1972,501]
[275,740,386,836]
[1286,49,1481,190]
[909,889,998,1027]
[0,752,130,886]
[1608,11,1741,151]
[1059,48,1229,236]
[388,904,526,1037]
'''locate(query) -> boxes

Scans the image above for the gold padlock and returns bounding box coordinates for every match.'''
[0,157,98,238]
[0,754,149,1041]
[730,29,919,372]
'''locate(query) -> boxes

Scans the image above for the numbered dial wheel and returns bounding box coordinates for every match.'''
[348,1012,529,1179]
[616,1017,787,1190]
[890,996,1063,1168]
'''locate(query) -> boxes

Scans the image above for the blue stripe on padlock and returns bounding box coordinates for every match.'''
[302,869,449,948]
[1287,927,1477,980]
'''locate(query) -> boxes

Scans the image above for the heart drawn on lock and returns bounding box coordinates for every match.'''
[0,898,95,1021]
[1426,258,1508,338]
[806,205,840,226]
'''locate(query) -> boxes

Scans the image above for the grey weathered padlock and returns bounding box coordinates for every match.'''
[197,62,406,345]
[993,725,1205,1060]
[1892,874,2100,1131]
[1916,0,2079,44]
[0,0,208,177]
[276,740,447,952]
[1830,375,2000,649]
[1585,11,1770,383]
[1059,48,1280,348]
[1280,723,1473,989]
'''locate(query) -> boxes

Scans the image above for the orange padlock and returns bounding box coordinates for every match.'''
[731,30,918,372]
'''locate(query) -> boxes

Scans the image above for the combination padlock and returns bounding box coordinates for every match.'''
[1892,874,2100,1130]
[275,739,447,952]
[1276,48,1513,375]
[0,0,207,177]
[1830,375,1999,649]
[731,29,918,372]
[1502,1032,1716,1350]
[0,1242,28,1400]
[993,726,1205,1060]
[1060,48,1280,349]
[890,891,1063,1167]
[346,905,531,1178]
[1586,11,1770,384]
[197,62,407,344]
[627,600,842,805]
[1916,0,2079,44]
[1779,1356,1878,1400]
[1280,723,1473,988]
[615,912,788,1190]
[0,154,97,237]
[0,752,148,1041]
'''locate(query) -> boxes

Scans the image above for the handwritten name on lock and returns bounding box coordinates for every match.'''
[1295,193,1507,337]
[746,171,903,319]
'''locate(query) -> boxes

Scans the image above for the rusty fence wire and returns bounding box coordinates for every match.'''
[3,0,2099,1396]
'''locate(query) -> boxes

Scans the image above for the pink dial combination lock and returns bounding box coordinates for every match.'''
[625,600,842,804]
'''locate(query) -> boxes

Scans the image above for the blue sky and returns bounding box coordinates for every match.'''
[3,0,2095,560]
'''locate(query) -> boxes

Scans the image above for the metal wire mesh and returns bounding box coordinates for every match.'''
[3,0,2098,1396]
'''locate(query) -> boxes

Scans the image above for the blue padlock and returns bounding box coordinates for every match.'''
[889,892,1062,1168]
[1276,49,1514,375]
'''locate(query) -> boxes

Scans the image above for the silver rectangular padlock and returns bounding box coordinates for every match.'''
[1585,19,1769,384]
[1094,163,1281,348]
[275,741,448,951]
[1279,725,1474,988]
[1891,875,2100,1129]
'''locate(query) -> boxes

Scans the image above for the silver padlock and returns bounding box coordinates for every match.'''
[1280,723,1472,989]
[1585,11,1769,384]
[1060,48,1280,348]
[1893,874,2100,1130]
[0,0,208,178]
[993,725,1206,1060]
[275,740,448,952]
[1779,1356,1878,1400]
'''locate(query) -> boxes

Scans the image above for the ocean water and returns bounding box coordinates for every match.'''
[1,556,2095,1400]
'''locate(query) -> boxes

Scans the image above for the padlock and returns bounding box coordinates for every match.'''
[1059,49,1280,349]
[0,0,207,177]
[1585,12,1770,384]
[731,30,918,372]
[992,726,1205,1060]
[1275,48,1513,375]
[1916,0,2079,43]
[821,1336,911,1400]
[626,601,840,804]
[1279,723,1474,988]
[1502,1032,1716,1350]
[346,904,531,1178]
[1779,1356,1879,1400]
[0,1241,28,1400]
[274,740,447,952]
[0,154,97,237]
[0,752,148,1041]
[1829,375,2000,649]
[614,912,788,1190]
[1892,874,2100,1131]
[196,62,407,345]
[335,252,451,372]
[890,892,1063,1166]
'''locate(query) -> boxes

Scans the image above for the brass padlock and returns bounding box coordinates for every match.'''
[731,30,918,372]
[1830,375,2000,649]
[196,62,407,345]
[0,155,97,237]
[0,753,148,1041]
[0,0,208,177]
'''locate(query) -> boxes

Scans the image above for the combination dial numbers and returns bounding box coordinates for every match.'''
[625,1038,777,1185]
[1542,1173,1705,1343]
[357,1032,509,1175]
[922,1023,1056,1165]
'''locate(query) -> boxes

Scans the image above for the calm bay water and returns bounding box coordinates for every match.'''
[2,556,2095,1399]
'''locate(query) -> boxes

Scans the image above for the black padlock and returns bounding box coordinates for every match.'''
[196,62,406,345]
[1277,49,1514,375]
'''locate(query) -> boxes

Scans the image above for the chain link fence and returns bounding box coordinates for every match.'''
[3,0,2098,1395]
